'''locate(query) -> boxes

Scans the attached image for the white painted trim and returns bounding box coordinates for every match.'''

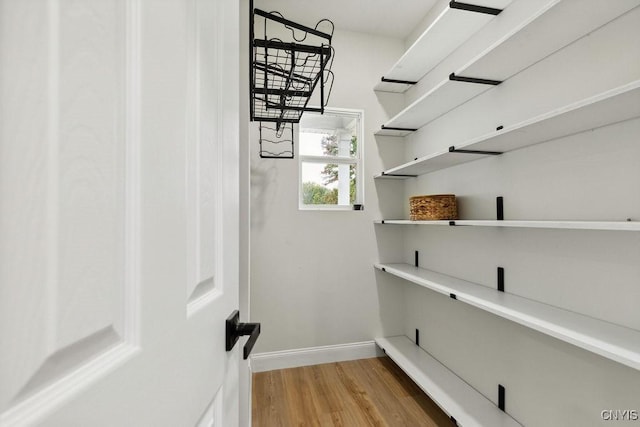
[186,0,224,314]
[45,0,60,355]
[0,343,140,426]
[299,155,359,165]
[0,4,143,425]
[250,341,383,373]
[124,0,142,347]
[187,288,223,317]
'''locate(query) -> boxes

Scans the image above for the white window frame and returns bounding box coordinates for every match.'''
[298,107,364,210]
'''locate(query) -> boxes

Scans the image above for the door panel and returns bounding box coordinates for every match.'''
[56,0,127,350]
[0,0,240,425]
[187,0,221,306]
[195,389,223,427]
[0,0,138,418]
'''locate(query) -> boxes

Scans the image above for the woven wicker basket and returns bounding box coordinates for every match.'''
[409,194,458,221]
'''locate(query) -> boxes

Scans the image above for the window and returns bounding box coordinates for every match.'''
[298,108,363,210]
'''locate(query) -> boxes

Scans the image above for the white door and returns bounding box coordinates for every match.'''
[0,0,242,425]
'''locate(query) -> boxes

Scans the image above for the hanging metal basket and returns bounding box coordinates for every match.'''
[249,2,335,158]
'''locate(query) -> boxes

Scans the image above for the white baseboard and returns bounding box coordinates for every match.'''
[250,340,384,373]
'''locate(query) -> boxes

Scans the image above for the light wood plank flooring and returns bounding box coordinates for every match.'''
[252,357,456,426]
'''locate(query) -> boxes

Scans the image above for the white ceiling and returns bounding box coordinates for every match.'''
[253,0,438,39]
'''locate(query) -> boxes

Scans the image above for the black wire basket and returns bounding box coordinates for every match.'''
[250,6,335,135]
[258,122,295,159]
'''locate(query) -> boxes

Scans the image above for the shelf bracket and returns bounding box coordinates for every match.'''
[415,250,419,268]
[381,125,418,133]
[380,171,418,178]
[449,145,503,155]
[415,329,420,346]
[498,267,505,292]
[381,76,418,86]
[449,73,502,86]
[498,384,506,411]
[497,196,504,220]
[448,220,476,227]
[449,0,503,15]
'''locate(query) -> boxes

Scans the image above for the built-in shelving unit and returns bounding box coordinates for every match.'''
[375,80,640,178]
[372,0,640,422]
[374,0,512,93]
[375,219,640,231]
[376,263,640,371]
[375,0,639,136]
[376,336,522,427]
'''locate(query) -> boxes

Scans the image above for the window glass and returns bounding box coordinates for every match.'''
[299,109,362,209]
[299,112,358,158]
[301,163,358,205]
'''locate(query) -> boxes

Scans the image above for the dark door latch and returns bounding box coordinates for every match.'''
[225,310,261,359]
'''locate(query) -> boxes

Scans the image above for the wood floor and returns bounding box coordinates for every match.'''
[252,357,456,426]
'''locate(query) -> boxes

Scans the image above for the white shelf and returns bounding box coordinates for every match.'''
[374,219,640,231]
[372,172,416,179]
[376,263,640,371]
[379,76,490,132]
[374,0,513,93]
[376,0,640,134]
[375,80,640,178]
[375,126,417,137]
[376,336,521,427]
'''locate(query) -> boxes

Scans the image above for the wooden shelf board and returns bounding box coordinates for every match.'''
[374,0,512,93]
[374,219,640,231]
[376,147,485,175]
[374,80,414,94]
[373,173,415,180]
[376,263,640,371]
[378,0,639,132]
[375,80,640,176]
[378,78,490,132]
[376,336,522,427]
[375,127,416,137]
[460,0,638,81]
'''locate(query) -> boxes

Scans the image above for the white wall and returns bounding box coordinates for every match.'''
[249,27,407,353]
[378,2,640,426]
